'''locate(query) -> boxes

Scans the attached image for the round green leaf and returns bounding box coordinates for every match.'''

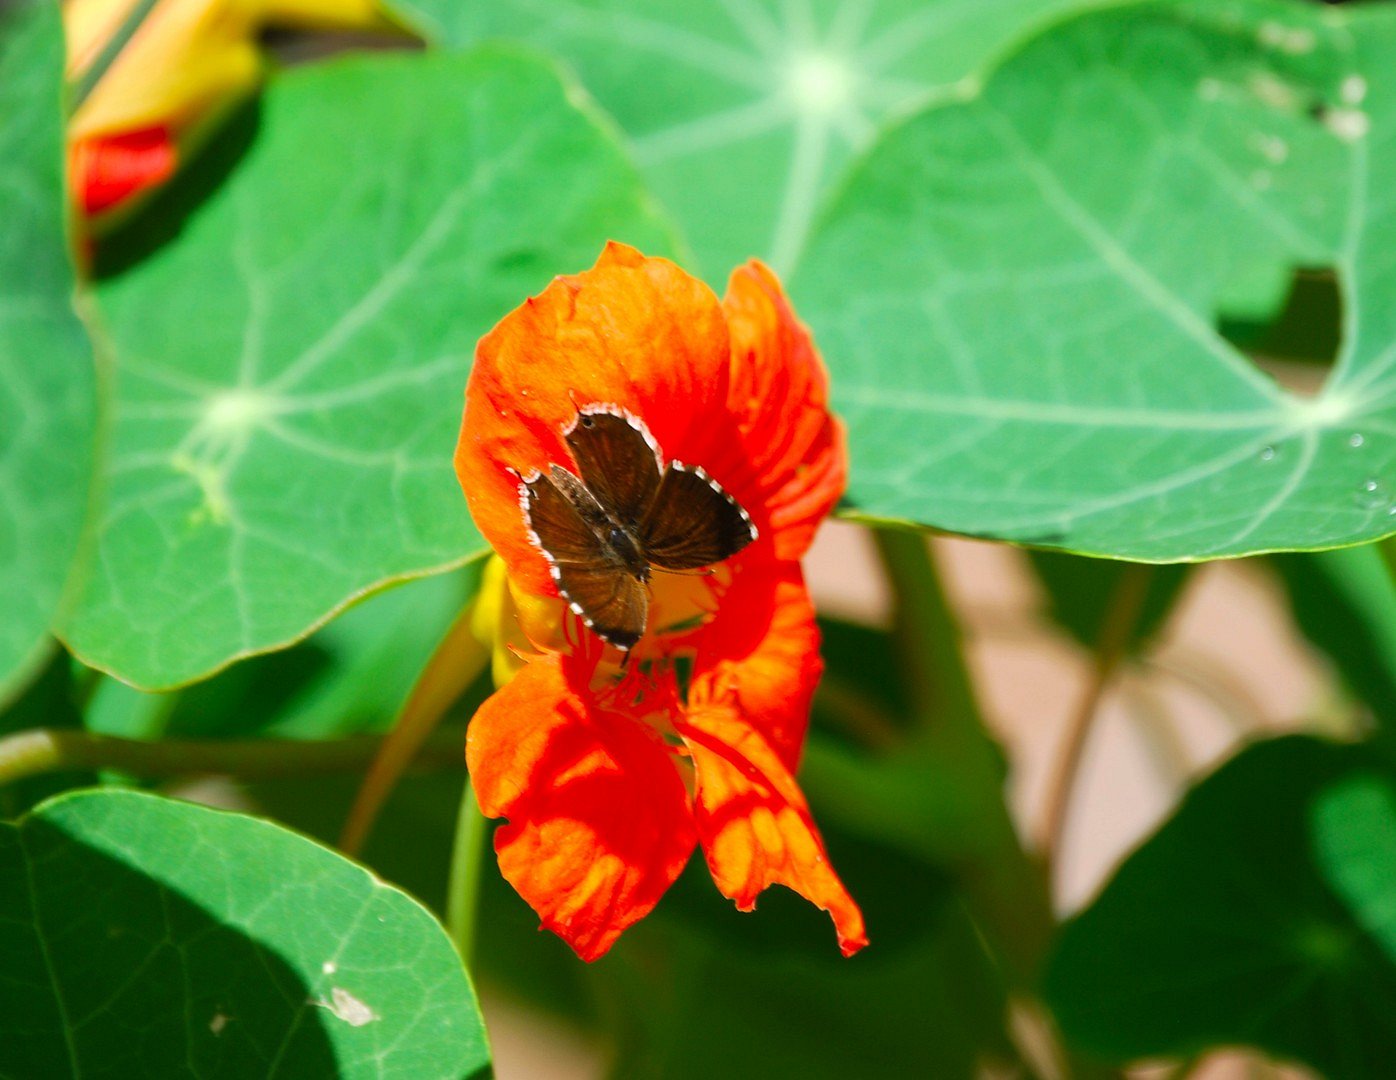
[1045,736,1396,1078]
[407,0,1097,278]
[795,1,1396,559]
[63,47,672,689]
[0,0,101,703]
[0,788,489,1078]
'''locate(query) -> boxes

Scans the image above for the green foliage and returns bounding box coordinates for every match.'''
[602,871,1009,1080]
[0,0,100,705]
[0,789,488,1077]
[62,47,671,690]
[9,0,1396,1075]
[795,0,1396,559]
[407,0,1095,279]
[263,564,481,739]
[1046,736,1396,1079]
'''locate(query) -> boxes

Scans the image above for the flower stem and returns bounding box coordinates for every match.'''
[0,728,465,789]
[446,775,489,967]
[1039,563,1155,862]
[869,527,1053,984]
[1380,536,1396,583]
[866,530,1122,1080]
[871,527,976,726]
[339,598,488,855]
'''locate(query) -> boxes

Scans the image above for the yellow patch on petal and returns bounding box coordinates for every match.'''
[65,0,401,216]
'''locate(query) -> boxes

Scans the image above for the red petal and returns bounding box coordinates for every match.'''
[467,652,696,961]
[456,242,740,598]
[718,261,846,561]
[70,126,177,216]
[690,557,821,770]
[678,706,868,957]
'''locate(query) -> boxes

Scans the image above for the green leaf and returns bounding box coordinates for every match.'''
[82,566,480,745]
[1045,735,1396,1078]
[0,788,489,1077]
[0,0,101,703]
[264,563,481,739]
[249,769,597,1024]
[795,0,1396,559]
[405,0,1099,278]
[1313,772,1396,966]
[63,47,672,689]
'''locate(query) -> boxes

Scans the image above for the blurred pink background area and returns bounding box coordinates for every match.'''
[483,519,1332,1079]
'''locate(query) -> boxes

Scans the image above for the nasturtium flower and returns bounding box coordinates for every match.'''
[65,0,397,218]
[455,242,867,961]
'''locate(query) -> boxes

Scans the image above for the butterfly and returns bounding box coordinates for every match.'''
[519,405,757,650]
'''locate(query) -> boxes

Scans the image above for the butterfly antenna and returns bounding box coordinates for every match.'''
[651,566,716,579]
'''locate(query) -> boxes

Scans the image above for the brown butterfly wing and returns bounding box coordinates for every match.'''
[563,409,663,528]
[640,463,757,571]
[521,467,608,566]
[553,563,648,650]
[521,467,648,650]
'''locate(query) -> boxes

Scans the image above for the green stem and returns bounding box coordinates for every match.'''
[1380,536,1396,583]
[340,598,488,855]
[0,728,465,788]
[869,527,1054,986]
[871,527,976,726]
[446,776,489,967]
[867,529,1127,1078]
[70,0,164,114]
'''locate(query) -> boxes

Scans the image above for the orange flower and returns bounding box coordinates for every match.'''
[455,242,866,961]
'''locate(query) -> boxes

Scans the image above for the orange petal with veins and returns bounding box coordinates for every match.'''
[679,706,867,957]
[718,260,846,561]
[467,651,696,961]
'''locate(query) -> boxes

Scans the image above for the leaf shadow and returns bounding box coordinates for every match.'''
[0,815,483,1079]
[92,97,264,283]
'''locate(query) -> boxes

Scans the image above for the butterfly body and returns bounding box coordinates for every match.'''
[520,406,756,650]
[542,463,651,584]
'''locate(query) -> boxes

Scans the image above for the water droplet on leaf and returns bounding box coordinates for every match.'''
[1356,478,1388,510]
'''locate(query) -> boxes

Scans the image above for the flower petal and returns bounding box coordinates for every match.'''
[467,651,696,961]
[66,0,262,143]
[719,260,846,560]
[457,242,742,597]
[690,558,821,770]
[70,126,178,217]
[678,706,868,957]
[66,0,395,143]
